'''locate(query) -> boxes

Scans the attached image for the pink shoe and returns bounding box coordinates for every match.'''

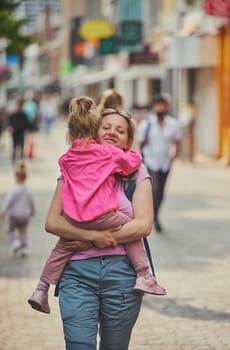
[28,289,50,314]
[134,276,167,295]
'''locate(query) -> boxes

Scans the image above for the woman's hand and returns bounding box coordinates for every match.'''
[92,230,117,249]
[64,230,117,251]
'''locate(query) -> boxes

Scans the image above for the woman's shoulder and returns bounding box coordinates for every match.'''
[136,166,151,186]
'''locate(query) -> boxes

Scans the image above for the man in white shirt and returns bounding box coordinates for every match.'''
[138,96,182,232]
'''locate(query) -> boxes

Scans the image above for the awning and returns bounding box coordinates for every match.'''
[117,64,165,80]
[61,64,165,88]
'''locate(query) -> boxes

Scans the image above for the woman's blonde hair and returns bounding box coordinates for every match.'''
[15,162,27,182]
[67,96,98,143]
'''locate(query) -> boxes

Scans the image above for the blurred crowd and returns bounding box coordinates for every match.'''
[0,91,65,164]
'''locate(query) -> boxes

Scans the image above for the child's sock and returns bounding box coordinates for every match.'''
[37,279,50,293]
[137,268,153,279]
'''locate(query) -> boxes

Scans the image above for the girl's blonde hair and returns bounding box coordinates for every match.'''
[15,162,27,182]
[67,96,98,143]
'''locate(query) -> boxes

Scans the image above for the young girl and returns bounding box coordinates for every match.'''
[0,162,35,257]
[28,97,166,314]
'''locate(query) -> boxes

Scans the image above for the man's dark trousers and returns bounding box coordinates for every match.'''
[147,167,169,226]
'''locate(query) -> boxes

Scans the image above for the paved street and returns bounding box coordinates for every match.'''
[0,120,230,350]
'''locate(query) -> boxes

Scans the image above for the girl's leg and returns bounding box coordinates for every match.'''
[40,238,73,285]
[28,238,72,314]
[6,217,16,245]
[6,217,21,255]
[17,220,28,247]
[85,213,166,295]
[125,239,150,273]
[126,240,166,296]
[99,256,142,350]
[17,220,29,257]
[77,214,166,297]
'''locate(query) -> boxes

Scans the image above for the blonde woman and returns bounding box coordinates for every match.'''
[29,96,166,318]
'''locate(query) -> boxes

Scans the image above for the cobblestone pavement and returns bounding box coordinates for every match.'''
[0,120,230,350]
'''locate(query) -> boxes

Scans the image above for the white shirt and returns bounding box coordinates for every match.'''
[137,113,182,172]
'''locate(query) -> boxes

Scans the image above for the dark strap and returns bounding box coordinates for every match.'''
[124,179,136,200]
[143,237,155,276]
[124,178,155,276]
[141,118,151,148]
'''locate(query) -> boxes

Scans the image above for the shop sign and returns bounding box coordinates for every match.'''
[70,17,86,66]
[99,37,119,55]
[205,0,230,17]
[119,21,142,44]
[78,20,115,40]
[129,48,159,64]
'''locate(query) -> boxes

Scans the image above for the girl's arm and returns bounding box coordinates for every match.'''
[45,180,117,249]
[112,177,154,243]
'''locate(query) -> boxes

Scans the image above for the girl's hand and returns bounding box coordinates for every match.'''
[64,240,92,251]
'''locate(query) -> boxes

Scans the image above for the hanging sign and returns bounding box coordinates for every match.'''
[78,20,115,40]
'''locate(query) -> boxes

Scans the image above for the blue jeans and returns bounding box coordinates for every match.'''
[59,255,143,350]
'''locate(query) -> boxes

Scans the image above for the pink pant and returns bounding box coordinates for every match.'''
[41,211,149,284]
[7,216,29,248]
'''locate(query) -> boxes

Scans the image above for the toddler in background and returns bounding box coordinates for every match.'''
[0,162,35,257]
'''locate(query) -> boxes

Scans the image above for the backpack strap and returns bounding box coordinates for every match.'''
[141,117,151,149]
[124,179,136,201]
[124,178,155,276]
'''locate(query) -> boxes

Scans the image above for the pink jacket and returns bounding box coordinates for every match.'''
[58,139,142,222]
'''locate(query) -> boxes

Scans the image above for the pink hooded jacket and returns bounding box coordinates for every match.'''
[58,139,142,222]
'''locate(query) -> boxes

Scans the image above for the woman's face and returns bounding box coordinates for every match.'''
[97,114,130,150]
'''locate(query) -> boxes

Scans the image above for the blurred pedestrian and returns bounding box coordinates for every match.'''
[138,95,182,233]
[0,106,7,144]
[39,94,58,134]
[7,96,29,163]
[23,91,39,134]
[0,162,35,257]
[23,92,39,161]
[97,88,124,111]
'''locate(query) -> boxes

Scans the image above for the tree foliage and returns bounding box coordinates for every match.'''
[0,0,36,65]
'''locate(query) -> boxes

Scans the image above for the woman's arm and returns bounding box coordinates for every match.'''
[45,180,117,248]
[64,177,153,250]
[112,178,154,243]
